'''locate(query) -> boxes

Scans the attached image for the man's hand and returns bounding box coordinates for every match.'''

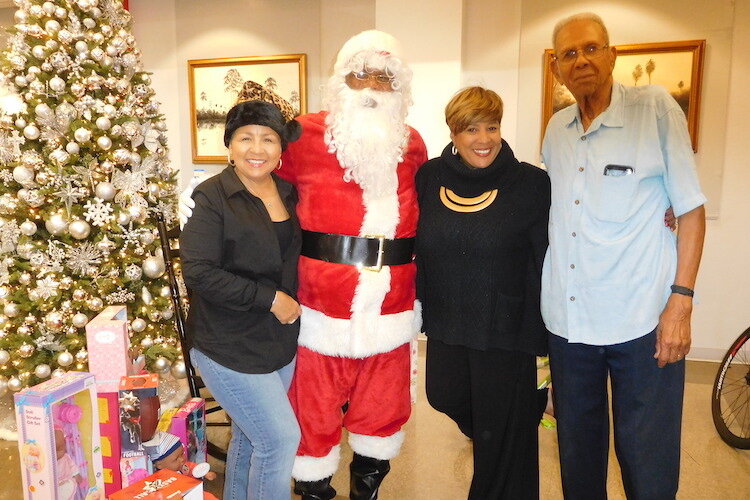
[271,291,301,325]
[654,294,693,367]
[664,206,676,231]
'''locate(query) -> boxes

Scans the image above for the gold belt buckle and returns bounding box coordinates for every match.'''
[362,234,385,272]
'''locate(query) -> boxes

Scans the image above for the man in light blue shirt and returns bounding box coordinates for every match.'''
[541,12,706,500]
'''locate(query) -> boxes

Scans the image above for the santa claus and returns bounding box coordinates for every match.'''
[181,30,426,500]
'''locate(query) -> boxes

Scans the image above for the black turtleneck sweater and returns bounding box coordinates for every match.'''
[415,140,550,355]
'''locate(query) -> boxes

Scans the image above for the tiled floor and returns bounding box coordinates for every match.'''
[1,345,748,499]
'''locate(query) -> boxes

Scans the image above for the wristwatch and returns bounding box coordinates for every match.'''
[670,285,694,297]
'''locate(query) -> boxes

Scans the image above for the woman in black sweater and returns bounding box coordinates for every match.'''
[416,87,550,500]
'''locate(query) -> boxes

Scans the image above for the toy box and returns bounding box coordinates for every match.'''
[109,468,202,500]
[85,305,144,393]
[119,373,160,454]
[169,398,207,464]
[14,371,104,500]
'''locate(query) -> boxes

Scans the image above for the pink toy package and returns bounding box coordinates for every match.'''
[14,372,105,500]
[169,398,207,464]
[85,305,144,393]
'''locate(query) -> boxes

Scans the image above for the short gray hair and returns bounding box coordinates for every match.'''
[552,12,610,49]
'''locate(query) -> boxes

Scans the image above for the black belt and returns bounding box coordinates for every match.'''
[301,230,415,271]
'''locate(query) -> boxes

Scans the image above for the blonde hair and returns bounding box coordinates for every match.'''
[552,12,610,49]
[445,87,503,135]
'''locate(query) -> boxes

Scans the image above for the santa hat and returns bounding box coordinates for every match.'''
[143,431,182,464]
[333,30,404,75]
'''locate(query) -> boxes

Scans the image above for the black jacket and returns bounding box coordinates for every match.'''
[415,141,550,355]
[180,166,301,373]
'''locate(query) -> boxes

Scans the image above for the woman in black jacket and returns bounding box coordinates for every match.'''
[416,87,550,500]
[180,100,303,500]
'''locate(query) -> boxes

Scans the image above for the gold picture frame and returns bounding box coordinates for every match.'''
[541,40,705,151]
[188,54,307,163]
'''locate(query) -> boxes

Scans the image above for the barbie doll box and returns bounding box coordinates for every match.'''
[14,371,105,500]
[109,469,203,500]
[169,398,207,463]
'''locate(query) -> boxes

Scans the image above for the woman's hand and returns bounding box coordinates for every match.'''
[271,291,301,325]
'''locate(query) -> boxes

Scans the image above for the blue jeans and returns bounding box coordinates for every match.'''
[191,348,300,500]
[549,330,685,500]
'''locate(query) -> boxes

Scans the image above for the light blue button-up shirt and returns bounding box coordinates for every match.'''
[540,82,706,345]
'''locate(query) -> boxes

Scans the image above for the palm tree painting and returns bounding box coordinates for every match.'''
[189,54,308,161]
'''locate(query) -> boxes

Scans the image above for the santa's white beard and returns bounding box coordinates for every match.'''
[325,86,409,198]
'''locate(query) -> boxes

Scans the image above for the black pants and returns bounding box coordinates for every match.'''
[425,338,542,500]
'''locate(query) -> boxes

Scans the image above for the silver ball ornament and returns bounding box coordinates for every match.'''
[4,303,20,317]
[90,47,104,61]
[72,313,88,328]
[18,343,34,358]
[161,309,174,320]
[17,325,32,336]
[147,183,161,197]
[34,103,53,119]
[74,127,92,143]
[12,166,35,186]
[140,336,153,348]
[87,297,104,311]
[45,20,61,33]
[55,7,67,19]
[75,41,89,53]
[70,82,85,98]
[75,349,88,362]
[65,142,81,155]
[34,364,51,379]
[96,136,112,150]
[153,357,170,372]
[148,310,161,322]
[49,76,66,93]
[116,211,131,225]
[72,289,86,301]
[95,182,116,200]
[83,18,96,29]
[95,116,111,130]
[23,125,40,140]
[100,160,115,173]
[0,350,10,365]
[132,318,148,333]
[170,360,187,379]
[57,351,74,367]
[139,231,156,245]
[45,214,68,236]
[52,368,66,378]
[8,377,23,392]
[19,273,32,285]
[14,75,27,87]
[31,45,46,59]
[44,311,64,332]
[68,220,91,240]
[113,148,131,164]
[142,256,166,279]
[42,1,56,14]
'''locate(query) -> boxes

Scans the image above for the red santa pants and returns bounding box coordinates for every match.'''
[289,343,411,476]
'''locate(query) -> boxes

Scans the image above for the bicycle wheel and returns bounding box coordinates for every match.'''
[711,326,750,449]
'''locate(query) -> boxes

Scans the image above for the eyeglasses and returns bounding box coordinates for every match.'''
[350,71,394,84]
[554,44,610,65]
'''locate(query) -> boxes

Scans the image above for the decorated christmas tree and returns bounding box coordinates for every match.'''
[0,0,183,396]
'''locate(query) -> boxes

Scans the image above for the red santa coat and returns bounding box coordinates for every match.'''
[278,111,427,358]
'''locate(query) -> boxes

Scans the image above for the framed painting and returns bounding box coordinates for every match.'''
[541,40,705,151]
[188,54,307,163]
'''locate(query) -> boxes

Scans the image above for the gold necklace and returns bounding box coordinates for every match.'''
[439,186,498,213]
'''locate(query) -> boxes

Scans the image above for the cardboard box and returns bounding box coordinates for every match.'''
[109,468,203,500]
[14,372,105,500]
[85,305,143,393]
[169,398,207,464]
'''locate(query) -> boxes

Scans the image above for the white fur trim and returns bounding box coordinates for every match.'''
[360,191,399,239]
[298,300,420,358]
[292,445,341,481]
[334,31,404,74]
[349,431,405,460]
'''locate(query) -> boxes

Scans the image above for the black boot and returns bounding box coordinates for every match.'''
[349,453,390,500]
[294,477,336,500]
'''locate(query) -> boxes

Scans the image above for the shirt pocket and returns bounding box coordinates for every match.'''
[594,173,638,223]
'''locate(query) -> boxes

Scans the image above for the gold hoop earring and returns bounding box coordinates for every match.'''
[276,158,282,170]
